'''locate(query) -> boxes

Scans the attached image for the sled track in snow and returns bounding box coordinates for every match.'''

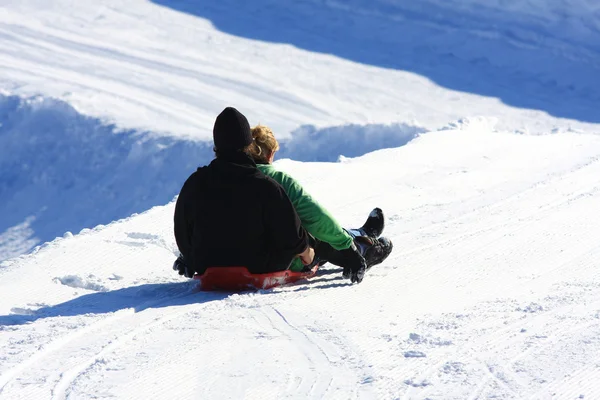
[0,309,132,396]
[395,154,600,259]
[0,288,372,399]
[0,284,204,399]
[49,297,206,400]
[395,281,600,399]
[261,305,368,398]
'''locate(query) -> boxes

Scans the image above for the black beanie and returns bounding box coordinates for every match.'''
[213,107,252,152]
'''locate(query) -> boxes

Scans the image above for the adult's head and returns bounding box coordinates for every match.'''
[248,125,280,164]
[213,107,252,157]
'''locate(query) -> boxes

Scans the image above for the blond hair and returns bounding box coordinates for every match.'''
[248,125,280,163]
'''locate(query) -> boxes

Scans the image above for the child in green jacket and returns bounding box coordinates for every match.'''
[248,125,392,279]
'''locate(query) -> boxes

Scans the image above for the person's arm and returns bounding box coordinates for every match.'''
[173,174,195,261]
[272,170,353,250]
[263,181,311,261]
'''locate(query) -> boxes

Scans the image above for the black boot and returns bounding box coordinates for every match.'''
[358,208,385,238]
[354,236,393,269]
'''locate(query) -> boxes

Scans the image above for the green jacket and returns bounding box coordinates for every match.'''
[257,163,353,271]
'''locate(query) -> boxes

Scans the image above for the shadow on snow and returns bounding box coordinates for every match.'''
[0,269,348,326]
[151,0,600,123]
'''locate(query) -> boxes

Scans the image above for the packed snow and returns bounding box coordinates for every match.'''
[3,127,600,399]
[1,0,600,398]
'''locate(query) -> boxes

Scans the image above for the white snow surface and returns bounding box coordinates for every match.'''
[2,0,600,398]
[2,127,600,399]
[2,0,600,261]
[2,0,599,138]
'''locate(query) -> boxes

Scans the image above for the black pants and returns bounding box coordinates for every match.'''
[312,238,355,269]
[181,231,350,276]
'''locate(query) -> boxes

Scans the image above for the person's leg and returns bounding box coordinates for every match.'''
[314,240,349,267]
[315,234,393,270]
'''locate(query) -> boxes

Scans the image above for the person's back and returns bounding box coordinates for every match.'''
[174,107,311,276]
[176,152,309,274]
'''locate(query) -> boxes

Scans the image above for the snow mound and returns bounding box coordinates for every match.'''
[53,275,110,292]
[278,123,426,162]
[0,94,214,261]
[0,217,38,261]
[0,93,430,261]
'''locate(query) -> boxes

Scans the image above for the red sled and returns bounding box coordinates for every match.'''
[193,265,319,291]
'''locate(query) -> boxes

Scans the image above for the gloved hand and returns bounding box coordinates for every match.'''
[339,243,366,284]
[172,256,195,278]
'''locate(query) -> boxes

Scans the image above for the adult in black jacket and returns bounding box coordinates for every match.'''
[173,107,313,277]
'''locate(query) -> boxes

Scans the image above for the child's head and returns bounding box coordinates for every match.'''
[249,125,280,163]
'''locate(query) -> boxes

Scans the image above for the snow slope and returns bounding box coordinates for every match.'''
[0,94,213,261]
[154,0,600,123]
[2,0,600,261]
[2,0,599,137]
[2,125,600,399]
[2,1,600,397]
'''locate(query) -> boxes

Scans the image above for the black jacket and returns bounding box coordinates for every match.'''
[174,152,309,274]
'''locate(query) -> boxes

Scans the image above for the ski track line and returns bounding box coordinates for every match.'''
[0,308,133,396]
[531,243,600,284]
[400,358,450,400]
[397,181,600,264]
[466,307,600,399]
[402,277,600,399]
[382,188,600,337]
[0,22,325,117]
[481,361,520,398]
[0,284,196,398]
[264,306,334,398]
[530,363,600,399]
[408,315,525,399]
[262,305,361,399]
[395,155,600,258]
[50,296,205,400]
[470,307,592,396]
[0,54,206,129]
[389,180,600,297]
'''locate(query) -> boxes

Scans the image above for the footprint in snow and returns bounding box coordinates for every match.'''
[404,350,427,358]
[117,232,172,252]
[404,378,431,387]
[53,274,108,292]
[126,232,160,241]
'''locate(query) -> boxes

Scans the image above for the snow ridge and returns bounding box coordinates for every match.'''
[0,94,214,260]
[0,93,427,261]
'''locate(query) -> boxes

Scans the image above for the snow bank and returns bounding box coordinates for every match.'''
[278,123,426,162]
[0,94,428,261]
[0,94,214,261]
